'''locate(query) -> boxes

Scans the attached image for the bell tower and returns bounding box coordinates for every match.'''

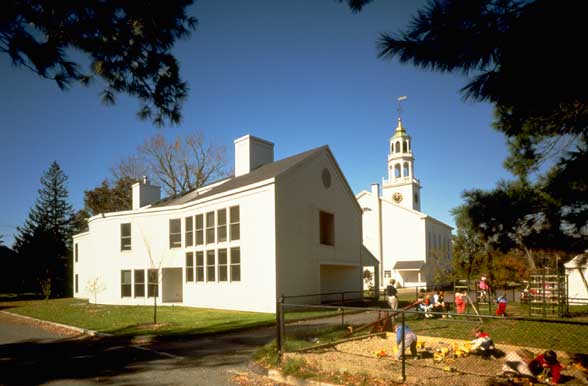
[381,102,421,211]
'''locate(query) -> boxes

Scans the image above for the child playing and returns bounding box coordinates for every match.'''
[479,275,490,302]
[496,294,508,317]
[395,323,418,360]
[529,350,563,384]
[470,327,496,359]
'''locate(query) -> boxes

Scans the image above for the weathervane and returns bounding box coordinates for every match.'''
[397,95,407,121]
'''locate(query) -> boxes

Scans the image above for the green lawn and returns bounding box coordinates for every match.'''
[0,298,345,337]
[1,298,276,337]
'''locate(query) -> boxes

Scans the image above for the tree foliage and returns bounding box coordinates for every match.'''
[1,0,196,126]
[13,161,74,295]
[84,176,137,216]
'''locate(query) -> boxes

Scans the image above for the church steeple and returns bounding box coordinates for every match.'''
[381,102,421,211]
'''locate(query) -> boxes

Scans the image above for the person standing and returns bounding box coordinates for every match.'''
[386,279,398,311]
[455,290,468,314]
[479,275,490,302]
[495,294,508,317]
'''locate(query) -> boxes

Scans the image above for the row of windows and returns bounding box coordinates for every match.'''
[390,140,410,154]
[174,205,240,249]
[121,269,159,298]
[119,205,241,252]
[185,247,241,283]
[391,162,411,178]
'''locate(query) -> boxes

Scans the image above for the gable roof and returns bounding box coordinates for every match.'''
[150,145,327,208]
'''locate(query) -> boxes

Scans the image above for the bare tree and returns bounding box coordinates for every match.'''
[86,277,106,305]
[137,223,166,325]
[111,155,151,182]
[113,132,228,196]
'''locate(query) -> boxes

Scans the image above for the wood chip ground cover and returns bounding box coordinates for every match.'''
[282,334,588,386]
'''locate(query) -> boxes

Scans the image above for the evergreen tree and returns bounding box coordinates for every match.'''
[13,161,74,296]
[1,1,196,126]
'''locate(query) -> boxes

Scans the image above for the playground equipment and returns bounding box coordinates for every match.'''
[527,268,568,317]
[453,279,493,315]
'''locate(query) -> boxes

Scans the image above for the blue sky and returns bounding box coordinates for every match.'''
[0,0,512,246]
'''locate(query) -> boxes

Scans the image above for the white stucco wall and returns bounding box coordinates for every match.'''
[275,150,363,300]
[73,180,277,313]
[72,232,95,300]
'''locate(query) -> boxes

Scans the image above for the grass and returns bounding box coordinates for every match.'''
[0,298,276,337]
[0,297,349,338]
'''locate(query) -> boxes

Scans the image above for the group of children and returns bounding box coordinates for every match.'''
[393,324,564,384]
[416,290,449,318]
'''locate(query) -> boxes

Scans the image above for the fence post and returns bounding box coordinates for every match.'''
[341,292,345,327]
[401,311,406,382]
[276,294,284,362]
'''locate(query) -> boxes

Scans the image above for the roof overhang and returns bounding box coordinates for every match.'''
[393,260,425,271]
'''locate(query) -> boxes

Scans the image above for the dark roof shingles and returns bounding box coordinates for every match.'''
[151,146,326,208]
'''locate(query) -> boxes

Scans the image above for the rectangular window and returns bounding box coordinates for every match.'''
[121,270,132,297]
[134,270,145,297]
[186,252,194,282]
[75,243,78,262]
[319,211,334,246]
[206,250,216,282]
[169,219,181,248]
[196,251,204,282]
[148,269,158,297]
[121,223,131,251]
[217,209,227,242]
[218,249,228,282]
[230,247,241,282]
[185,216,194,247]
[195,214,204,245]
[230,206,240,241]
[384,270,391,278]
[75,274,78,293]
[206,211,215,244]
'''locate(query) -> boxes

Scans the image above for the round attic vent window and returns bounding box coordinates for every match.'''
[322,168,331,189]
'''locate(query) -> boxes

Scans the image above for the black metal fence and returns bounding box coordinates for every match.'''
[276,293,588,385]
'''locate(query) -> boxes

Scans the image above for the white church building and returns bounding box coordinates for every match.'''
[73,135,364,313]
[357,118,453,289]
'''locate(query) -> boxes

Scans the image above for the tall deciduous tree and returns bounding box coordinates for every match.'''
[1,1,196,126]
[13,161,74,295]
[114,132,229,196]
